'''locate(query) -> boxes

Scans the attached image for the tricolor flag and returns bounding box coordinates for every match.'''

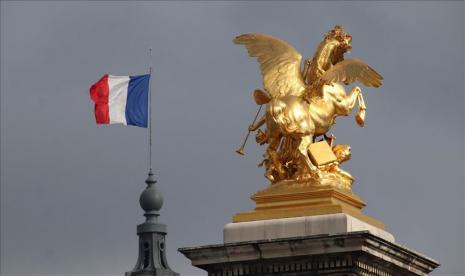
[89,74,150,128]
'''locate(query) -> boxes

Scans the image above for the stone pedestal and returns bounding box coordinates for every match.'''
[180,183,439,275]
[224,213,394,243]
[179,231,439,276]
[233,183,384,229]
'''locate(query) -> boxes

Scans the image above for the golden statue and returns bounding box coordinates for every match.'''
[235,25,382,191]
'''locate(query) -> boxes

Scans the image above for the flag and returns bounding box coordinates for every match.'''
[89,74,150,128]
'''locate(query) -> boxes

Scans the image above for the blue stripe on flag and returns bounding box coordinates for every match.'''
[126,74,150,128]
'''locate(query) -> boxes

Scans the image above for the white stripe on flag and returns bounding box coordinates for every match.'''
[108,75,129,125]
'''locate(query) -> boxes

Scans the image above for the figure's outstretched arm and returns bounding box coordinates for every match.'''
[248,115,266,131]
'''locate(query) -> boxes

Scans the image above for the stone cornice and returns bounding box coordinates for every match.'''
[179,231,439,276]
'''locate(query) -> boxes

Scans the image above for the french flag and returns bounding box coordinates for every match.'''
[89,74,150,128]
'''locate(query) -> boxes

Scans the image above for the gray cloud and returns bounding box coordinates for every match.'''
[1,2,463,276]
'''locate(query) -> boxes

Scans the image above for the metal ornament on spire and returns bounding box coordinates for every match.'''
[125,168,178,276]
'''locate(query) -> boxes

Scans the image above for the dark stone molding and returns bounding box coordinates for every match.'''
[179,231,439,276]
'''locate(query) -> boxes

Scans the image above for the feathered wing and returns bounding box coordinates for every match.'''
[234,34,307,98]
[321,58,383,87]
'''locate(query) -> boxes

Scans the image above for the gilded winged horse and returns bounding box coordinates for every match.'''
[234,26,383,182]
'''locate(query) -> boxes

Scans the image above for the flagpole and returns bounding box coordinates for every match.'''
[148,48,153,171]
[127,48,178,276]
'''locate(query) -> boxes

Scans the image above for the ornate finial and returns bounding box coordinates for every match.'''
[146,168,157,185]
[126,169,178,276]
[139,169,163,222]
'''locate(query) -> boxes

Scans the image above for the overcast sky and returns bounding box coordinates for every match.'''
[1,1,464,276]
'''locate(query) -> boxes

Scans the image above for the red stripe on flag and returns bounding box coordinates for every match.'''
[89,74,110,124]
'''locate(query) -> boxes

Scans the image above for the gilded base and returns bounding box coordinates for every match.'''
[232,179,384,229]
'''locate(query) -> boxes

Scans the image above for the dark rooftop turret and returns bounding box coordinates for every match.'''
[125,169,179,276]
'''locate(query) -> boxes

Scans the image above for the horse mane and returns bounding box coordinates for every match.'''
[305,25,351,86]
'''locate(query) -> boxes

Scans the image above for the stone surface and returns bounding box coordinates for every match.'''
[224,213,395,243]
[179,231,439,276]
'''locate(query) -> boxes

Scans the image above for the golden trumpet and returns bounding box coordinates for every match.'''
[236,105,263,156]
[236,90,269,155]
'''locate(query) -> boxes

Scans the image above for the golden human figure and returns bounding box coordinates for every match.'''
[235,26,383,190]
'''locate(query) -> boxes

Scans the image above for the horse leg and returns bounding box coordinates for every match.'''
[357,91,366,110]
[297,135,319,176]
[355,91,366,127]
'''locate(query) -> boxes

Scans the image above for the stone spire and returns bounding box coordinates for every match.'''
[125,169,179,276]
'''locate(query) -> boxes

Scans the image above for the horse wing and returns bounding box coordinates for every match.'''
[234,34,307,98]
[321,58,383,88]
